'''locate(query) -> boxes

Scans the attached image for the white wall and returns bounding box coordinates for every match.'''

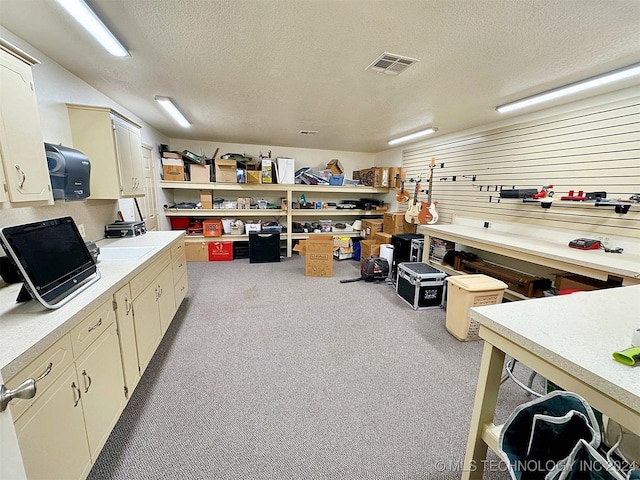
[0,28,169,242]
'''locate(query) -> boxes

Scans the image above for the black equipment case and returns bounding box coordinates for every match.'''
[396,262,447,310]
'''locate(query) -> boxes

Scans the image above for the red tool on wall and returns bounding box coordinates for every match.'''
[561,190,588,201]
[532,185,554,199]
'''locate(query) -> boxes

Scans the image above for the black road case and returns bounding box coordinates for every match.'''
[396,262,446,310]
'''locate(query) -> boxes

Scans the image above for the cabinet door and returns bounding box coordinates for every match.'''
[132,281,162,374]
[75,323,126,458]
[157,264,176,334]
[14,365,92,480]
[0,49,52,203]
[113,116,144,198]
[114,284,140,397]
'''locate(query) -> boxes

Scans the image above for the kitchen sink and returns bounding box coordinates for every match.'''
[98,246,155,261]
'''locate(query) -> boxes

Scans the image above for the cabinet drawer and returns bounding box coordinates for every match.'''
[7,334,74,421]
[171,239,185,260]
[69,298,115,357]
[174,271,188,308]
[172,251,186,283]
[129,250,171,299]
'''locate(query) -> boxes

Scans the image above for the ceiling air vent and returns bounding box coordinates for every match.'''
[366,52,419,75]
[298,130,318,136]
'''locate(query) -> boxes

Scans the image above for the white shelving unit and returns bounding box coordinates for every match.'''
[160,181,390,257]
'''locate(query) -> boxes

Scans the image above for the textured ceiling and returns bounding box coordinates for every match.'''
[1,0,639,153]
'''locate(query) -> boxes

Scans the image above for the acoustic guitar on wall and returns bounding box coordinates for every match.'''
[404,179,421,224]
[418,157,439,225]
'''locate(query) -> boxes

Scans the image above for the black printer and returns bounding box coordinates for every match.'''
[45,143,91,200]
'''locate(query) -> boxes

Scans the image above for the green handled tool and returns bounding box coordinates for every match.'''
[612,347,640,366]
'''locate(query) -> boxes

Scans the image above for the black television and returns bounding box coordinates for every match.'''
[0,216,100,309]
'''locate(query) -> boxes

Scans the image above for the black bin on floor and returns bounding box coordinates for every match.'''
[249,232,280,263]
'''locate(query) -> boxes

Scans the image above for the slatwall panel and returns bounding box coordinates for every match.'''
[401,98,640,238]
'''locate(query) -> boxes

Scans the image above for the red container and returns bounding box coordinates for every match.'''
[203,219,223,237]
[208,241,233,261]
[170,217,190,230]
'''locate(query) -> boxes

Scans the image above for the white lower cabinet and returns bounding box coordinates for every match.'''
[14,365,92,480]
[132,277,164,374]
[75,323,126,458]
[113,284,140,397]
[13,320,124,480]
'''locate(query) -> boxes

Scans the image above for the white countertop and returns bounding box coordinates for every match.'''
[0,231,184,381]
[469,285,640,414]
[420,223,640,282]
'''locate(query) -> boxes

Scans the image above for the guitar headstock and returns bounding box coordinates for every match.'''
[429,157,436,169]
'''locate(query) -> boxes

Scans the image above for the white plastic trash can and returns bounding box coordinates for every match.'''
[445,274,508,341]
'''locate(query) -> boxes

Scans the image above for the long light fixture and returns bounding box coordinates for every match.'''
[388,127,438,146]
[155,96,190,128]
[54,0,129,57]
[496,63,640,114]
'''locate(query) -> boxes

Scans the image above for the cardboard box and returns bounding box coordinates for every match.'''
[237,197,251,209]
[360,239,381,264]
[305,234,334,277]
[208,241,233,261]
[333,237,353,249]
[361,219,384,239]
[185,242,208,262]
[246,170,262,184]
[189,163,211,183]
[326,159,344,175]
[261,158,273,183]
[384,212,417,234]
[373,167,389,187]
[375,231,393,244]
[360,168,375,186]
[162,151,182,159]
[388,167,405,188]
[333,247,354,260]
[293,239,306,255]
[215,159,237,183]
[200,190,213,209]
[162,157,185,181]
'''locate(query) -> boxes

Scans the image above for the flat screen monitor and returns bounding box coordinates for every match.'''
[0,216,100,309]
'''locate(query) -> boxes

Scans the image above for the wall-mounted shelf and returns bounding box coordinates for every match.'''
[520,198,633,214]
[159,181,390,194]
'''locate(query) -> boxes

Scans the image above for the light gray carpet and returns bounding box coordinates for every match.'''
[88,256,539,479]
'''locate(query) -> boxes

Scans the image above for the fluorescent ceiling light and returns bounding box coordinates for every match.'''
[54,0,128,57]
[155,96,190,128]
[388,127,438,146]
[496,63,640,114]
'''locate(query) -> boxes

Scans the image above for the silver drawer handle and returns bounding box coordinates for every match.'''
[71,382,81,407]
[82,370,92,393]
[87,318,102,332]
[35,362,53,382]
[15,165,26,189]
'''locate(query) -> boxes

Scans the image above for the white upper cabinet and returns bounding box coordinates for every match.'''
[0,39,53,204]
[66,104,145,199]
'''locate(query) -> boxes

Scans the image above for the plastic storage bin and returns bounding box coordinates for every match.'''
[445,274,508,341]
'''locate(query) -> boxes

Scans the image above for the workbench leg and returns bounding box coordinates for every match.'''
[462,341,506,479]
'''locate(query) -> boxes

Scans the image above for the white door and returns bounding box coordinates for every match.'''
[140,144,158,230]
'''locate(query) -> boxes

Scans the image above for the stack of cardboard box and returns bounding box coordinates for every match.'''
[359,212,417,265]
